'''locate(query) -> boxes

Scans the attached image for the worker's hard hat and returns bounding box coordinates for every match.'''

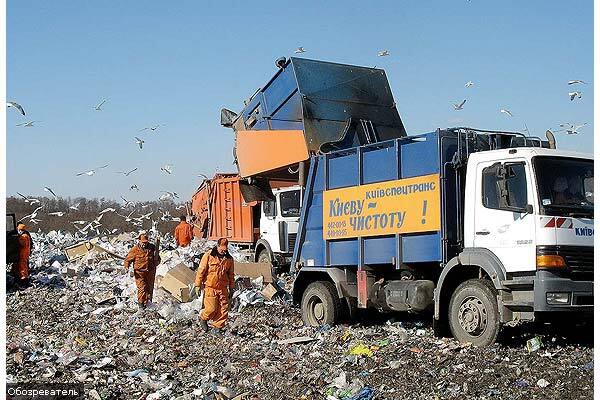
[139,234,149,243]
[17,223,26,230]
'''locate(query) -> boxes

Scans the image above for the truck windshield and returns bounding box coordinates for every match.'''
[533,156,593,218]
[280,190,301,217]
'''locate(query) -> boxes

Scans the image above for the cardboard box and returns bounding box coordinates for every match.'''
[261,283,280,300]
[234,261,274,283]
[64,240,125,262]
[159,263,197,303]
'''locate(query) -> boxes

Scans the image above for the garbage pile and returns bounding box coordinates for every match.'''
[6,231,594,399]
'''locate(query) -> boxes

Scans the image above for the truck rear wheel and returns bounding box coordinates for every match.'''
[301,281,343,327]
[448,279,500,346]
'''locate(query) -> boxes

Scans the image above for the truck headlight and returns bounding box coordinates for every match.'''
[536,255,566,269]
[546,292,570,305]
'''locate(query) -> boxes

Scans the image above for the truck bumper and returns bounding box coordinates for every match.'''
[534,270,593,313]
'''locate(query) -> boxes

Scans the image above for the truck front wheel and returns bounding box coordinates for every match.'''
[257,248,271,264]
[448,279,500,346]
[301,281,343,326]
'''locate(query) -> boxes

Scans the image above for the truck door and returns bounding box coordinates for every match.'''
[472,160,536,273]
[261,196,281,253]
[6,213,19,264]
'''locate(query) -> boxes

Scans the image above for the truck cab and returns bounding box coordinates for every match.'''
[255,186,301,267]
[463,149,593,314]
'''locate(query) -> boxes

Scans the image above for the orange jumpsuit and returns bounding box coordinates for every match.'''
[13,232,31,280]
[195,249,235,329]
[175,221,194,247]
[124,243,161,305]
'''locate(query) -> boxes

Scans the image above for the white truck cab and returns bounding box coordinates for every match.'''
[462,148,593,316]
[255,186,301,268]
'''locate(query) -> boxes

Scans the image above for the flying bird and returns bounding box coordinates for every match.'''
[44,186,58,199]
[48,211,66,217]
[7,101,25,116]
[567,80,586,85]
[139,124,161,132]
[99,207,116,214]
[121,196,135,207]
[130,184,140,191]
[568,91,582,101]
[500,108,513,117]
[452,99,467,111]
[159,191,179,200]
[559,123,587,135]
[19,206,44,222]
[69,202,81,211]
[294,47,306,54]
[161,164,173,175]
[134,137,144,149]
[377,50,390,57]
[15,121,39,127]
[465,81,474,88]
[94,99,107,111]
[115,167,138,177]
[16,192,41,205]
[76,164,109,176]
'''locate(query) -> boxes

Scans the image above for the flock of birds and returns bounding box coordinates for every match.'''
[293,47,590,138]
[7,99,187,233]
[7,45,590,231]
[450,79,588,136]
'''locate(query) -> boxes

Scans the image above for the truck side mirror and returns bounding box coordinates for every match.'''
[220,108,238,128]
[525,204,534,214]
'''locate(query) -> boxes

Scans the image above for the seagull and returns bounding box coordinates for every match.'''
[465,81,474,88]
[15,121,39,127]
[175,204,186,210]
[28,218,42,225]
[452,99,467,111]
[567,80,586,85]
[161,164,173,175]
[159,191,179,200]
[48,211,66,217]
[139,124,161,132]
[44,186,58,199]
[99,207,116,214]
[76,164,109,176]
[19,205,44,222]
[139,211,154,220]
[377,50,390,57]
[568,91,582,101]
[94,99,107,111]
[116,210,136,222]
[115,167,138,177]
[500,108,513,117]
[134,137,145,149]
[7,101,26,116]
[69,202,81,211]
[559,123,587,135]
[294,47,306,54]
[130,184,140,191]
[121,196,135,207]
[16,192,41,205]
[73,220,88,225]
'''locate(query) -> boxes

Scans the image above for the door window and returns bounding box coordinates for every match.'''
[262,200,276,217]
[482,162,528,211]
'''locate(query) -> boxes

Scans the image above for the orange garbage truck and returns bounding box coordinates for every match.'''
[190,173,301,270]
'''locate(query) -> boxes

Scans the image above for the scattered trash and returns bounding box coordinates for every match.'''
[537,378,550,388]
[527,336,543,353]
[348,342,374,358]
[277,336,317,345]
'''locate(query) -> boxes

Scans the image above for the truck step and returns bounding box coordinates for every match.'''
[502,300,534,311]
[501,277,534,290]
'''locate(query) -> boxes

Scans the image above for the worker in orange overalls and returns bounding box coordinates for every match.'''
[124,233,161,310]
[174,215,194,247]
[194,238,235,335]
[13,223,32,286]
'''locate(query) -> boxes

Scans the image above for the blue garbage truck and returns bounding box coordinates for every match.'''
[220,58,593,346]
[291,128,594,346]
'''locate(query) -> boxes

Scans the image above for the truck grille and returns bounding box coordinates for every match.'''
[288,233,297,253]
[537,245,594,280]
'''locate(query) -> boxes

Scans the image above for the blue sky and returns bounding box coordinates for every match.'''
[6,1,593,201]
